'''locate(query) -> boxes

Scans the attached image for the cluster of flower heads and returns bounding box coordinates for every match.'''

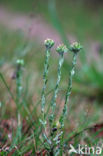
[44,38,82,54]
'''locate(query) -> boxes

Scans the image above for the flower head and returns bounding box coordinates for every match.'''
[44,38,55,49]
[70,42,82,53]
[56,44,68,55]
[16,59,24,66]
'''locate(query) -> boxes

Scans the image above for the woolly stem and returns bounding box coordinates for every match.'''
[41,48,50,126]
[60,53,78,127]
[49,53,64,125]
[15,62,23,143]
[16,65,22,105]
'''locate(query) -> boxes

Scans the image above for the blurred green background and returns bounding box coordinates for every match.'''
[0,0,103,133]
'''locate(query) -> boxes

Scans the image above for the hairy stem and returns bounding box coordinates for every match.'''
[41,48,50,126]
[50,54,64,125]
[60,53,78,127]
[58,53,78,154]
[16,63,23,143]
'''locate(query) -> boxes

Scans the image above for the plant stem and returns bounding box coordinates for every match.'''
[58,53,78,154]
[50,54,64,125]
[60,53,78,127]
[41,48,50,126]
[15,62,23,143]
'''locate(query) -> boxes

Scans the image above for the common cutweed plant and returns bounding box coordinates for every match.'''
[59,42,82,128]
[2,39,82,155]
[39,39,82,155]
